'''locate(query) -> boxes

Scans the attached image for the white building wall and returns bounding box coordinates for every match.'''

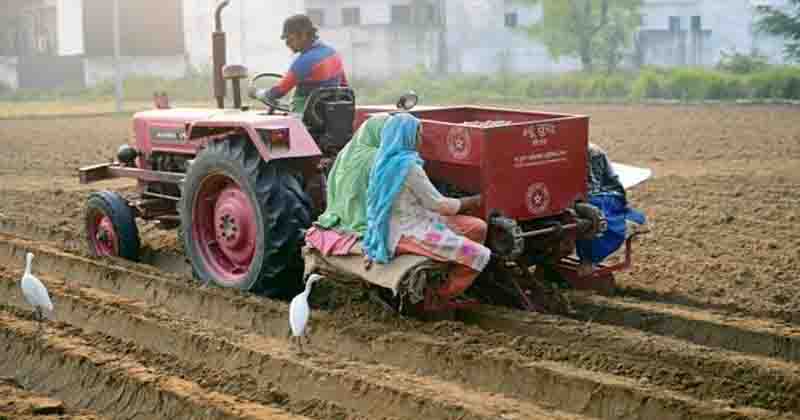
[0,57,18,90]
[453,0,791,72]
[640,0,790,65]
[641,0,701,29]
[320,25,441,80]
[304,0,580,76]
[704,0,789,63]
[183,0,305,75]
[56,0,83,55]
[451,0,580,74]
[305,0,393,26]
[702,0,758,63]
[305,0,443,80]
[83,55,187,86]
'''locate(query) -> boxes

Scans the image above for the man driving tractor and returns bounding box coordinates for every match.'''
[252,14,349,114]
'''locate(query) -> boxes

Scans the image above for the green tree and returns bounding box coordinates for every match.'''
[514,0,642,72]
[594,7,641,73]
[756,0,800,62]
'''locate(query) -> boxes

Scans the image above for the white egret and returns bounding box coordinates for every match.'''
[20,252,54,330]
[288,274,322,352]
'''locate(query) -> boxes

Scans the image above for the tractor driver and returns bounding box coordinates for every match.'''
[253,14,349,115]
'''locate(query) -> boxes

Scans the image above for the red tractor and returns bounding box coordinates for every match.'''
[78,0,647,311]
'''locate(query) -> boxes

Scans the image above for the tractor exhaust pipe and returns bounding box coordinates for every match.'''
[213,0,231,109]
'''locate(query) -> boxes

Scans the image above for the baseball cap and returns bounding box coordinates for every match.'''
[281,14,316,39]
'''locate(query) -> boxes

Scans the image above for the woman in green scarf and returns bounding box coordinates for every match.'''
[313,113,390,237]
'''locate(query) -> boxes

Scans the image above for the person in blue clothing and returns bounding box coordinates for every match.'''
[576,143,646,276]
[253,14,349,114]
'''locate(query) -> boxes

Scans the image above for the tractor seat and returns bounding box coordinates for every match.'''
[302,87,356,155]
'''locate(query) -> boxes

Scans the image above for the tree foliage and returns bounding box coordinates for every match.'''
[513,0,642,72]
[715,51,771,74]
[756,0,800,62]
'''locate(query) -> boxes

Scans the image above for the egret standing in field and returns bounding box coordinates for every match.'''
[289,274,322,353]
[20,252,54,330]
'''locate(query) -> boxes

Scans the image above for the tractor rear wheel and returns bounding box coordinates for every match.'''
[179,135,312,297]
[85,191,141,261]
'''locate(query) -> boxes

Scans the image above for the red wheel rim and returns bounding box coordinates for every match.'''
[88,211,118,256]
[192,174,258,287]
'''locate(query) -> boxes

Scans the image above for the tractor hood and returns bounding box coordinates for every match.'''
[134,108,223,124]
[132,108,322,160]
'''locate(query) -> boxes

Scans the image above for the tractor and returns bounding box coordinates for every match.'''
[78,0,649,313]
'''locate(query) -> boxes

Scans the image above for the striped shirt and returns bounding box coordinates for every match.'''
[267,41,349,101]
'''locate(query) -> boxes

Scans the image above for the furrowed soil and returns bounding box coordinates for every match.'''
[0,377,106,419]
[1,104,799,419]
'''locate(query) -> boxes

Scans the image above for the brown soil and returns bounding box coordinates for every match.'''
[544,104,800,322]
[1,104,800,419]
[0,233,796,419]
[0,379,105,419]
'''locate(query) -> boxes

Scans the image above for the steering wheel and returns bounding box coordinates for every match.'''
[248,72,292,114]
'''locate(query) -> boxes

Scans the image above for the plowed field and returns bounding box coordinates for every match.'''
[1,104,799,419]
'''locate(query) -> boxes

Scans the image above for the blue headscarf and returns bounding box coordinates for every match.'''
[362,113,423,263]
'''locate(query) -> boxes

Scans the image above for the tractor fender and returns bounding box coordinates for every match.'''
[185,118,322,164]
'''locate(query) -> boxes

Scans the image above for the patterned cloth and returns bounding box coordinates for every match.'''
[396,215,488,298]
[315,113,390,235]
[389,165,491,272]
[304,226,360,256]
[267,41,348,113]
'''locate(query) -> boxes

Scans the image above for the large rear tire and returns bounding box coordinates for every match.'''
[85,191,141,262]
[179,135,311,297]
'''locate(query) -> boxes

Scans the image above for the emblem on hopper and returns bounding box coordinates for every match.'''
[526,183,550,215]
[446,126,472,160]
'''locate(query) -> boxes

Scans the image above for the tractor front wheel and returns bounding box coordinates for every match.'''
[179,136,311,297]
[85,191,141,261]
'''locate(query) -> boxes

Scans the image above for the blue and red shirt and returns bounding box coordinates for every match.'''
[268,41,349,102]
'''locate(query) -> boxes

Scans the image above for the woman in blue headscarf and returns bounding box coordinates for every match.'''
[576,143,646,276]
[362,113,491,299]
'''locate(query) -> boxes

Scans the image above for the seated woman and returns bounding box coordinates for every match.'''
[363,113,491,300]
[305,113,391,255]
[576,143,646,276]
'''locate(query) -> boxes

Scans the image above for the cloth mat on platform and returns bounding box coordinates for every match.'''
[302,246,446,304]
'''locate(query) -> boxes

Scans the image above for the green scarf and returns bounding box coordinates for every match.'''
[315,113,390,235]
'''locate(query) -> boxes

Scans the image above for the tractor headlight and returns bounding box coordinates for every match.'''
[117,144,139,166]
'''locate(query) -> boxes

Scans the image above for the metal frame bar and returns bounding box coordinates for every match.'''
[142,190,181,201]
[78,163,185,185]
[422,288,480,312]
[555,229,649,292]
[519,223,578,238]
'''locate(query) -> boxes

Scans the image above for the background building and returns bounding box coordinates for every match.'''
[0,0,792,91]
[302,0,790,77]
[636,0,789,67]
[1,0,188,89]
[0,0,299,90]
